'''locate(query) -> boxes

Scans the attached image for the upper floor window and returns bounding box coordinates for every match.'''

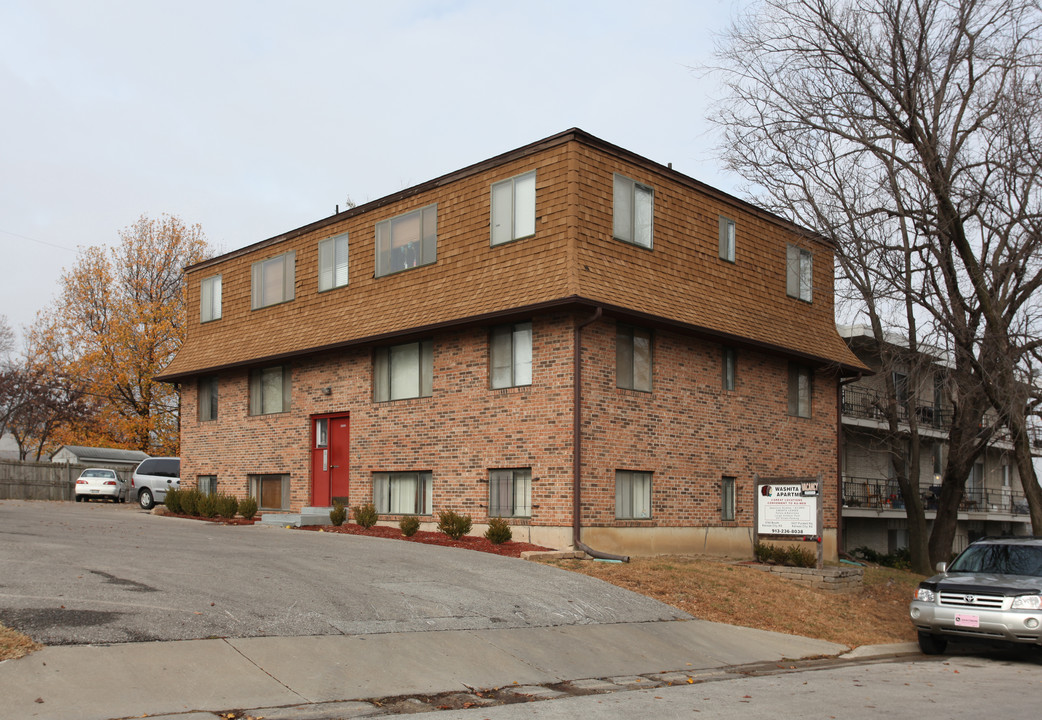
[251,251,296,309]
[722,347,736,391]
[198,376,218,422]
[374,340,433,401]
[613,174,653,248]
[788,363,812,418]
[490,322,532,389]
[491,171,536,245]
[249,365,291,415]
[786,245,813,302]
[318,232,349,291]
[200,275,222,322]
[719,216,736,262]
[617,324,652,392]
[489,468,532,518]
[375,204,437,277]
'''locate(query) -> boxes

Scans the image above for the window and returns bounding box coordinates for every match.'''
[617,324,652,392]
[374,340,433,401]
[373,471,432,515]
[490,322,532,389]
[318,232,349,291]
[249,473,289,510]
[616,470,652,519]
[251,251,296,309]
[786,245,813,301]
[722,347,736,391]
[375,204,437,277]
[613,174,653,248]
[893,372,909,408]
[719,216,736,262]
[249,366,291,415]
[200,275,222,322]
[788,364,812,418]
[721,476,736,521]
[198,475,217,496]
[1002,463,1011,488]
[197,376,218,422]
[489,468,531,517]
[491,171,536,245]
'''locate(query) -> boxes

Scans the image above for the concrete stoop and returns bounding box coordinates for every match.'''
[259,507,333,528]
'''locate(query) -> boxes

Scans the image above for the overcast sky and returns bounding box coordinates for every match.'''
[0,0,749,340]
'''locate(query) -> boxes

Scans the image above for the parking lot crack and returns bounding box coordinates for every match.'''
[222,638,310,702]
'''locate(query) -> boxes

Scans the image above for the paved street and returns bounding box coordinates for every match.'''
[0,499,686,645]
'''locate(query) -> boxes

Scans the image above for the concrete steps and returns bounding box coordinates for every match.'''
[259,507,333,527]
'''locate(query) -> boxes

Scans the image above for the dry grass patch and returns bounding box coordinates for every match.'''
[546,556,922,648]
[0,623,41,661]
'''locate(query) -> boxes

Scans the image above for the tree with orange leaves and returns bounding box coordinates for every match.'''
[28,214,213,456]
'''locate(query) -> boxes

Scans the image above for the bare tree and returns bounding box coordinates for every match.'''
[714,0,1042,568]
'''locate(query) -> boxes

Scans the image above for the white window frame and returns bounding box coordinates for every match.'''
[375,204,437,277]
[489,468,532,518]
[719,216,736,262]
[788,363,812,418]
[491,171,536,245]
[617,324,652,392]
[200,274,222,322]
[786,244,813,302]
[198,376,218,422]
[490,322,532,389]
[615,470,652,519]
[318,232,350,291]
[613,174,654,248]
[374,340,433,402]
[251,251,296,309]
[373,471,432,515]
[249,366,291,415]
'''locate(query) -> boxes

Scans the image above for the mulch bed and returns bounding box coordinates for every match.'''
[297,522,552,558]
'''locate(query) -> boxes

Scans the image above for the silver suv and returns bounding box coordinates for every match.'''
[910,537,1042,654]
[131,457,180,509]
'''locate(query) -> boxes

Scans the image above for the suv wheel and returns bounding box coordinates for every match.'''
[917,631,948,655]
[138,488,155,510]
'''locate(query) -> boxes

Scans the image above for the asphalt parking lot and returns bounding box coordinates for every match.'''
[0,500,687,645]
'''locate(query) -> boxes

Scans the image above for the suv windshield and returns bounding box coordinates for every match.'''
[948,543,1042,576]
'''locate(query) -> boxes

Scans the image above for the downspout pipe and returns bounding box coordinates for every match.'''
[573,306,630,563]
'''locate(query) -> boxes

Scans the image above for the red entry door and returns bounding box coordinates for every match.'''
[310,414,350,507]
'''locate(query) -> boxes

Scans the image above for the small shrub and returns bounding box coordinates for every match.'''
[215,494,239,519]
[851,545,911,570]
[352,503,378,529]
[180,488,201,516]
[786,545,817,568]
[437,510,472,540]
[399,515,421,537]
[755,541,816,567]
[165,487,183,514]
[484,517,512,545]
[329,502,347,527]
[197,493,218,518]
[238,496,258,520]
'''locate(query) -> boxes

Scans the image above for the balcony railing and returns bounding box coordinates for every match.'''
[842,475,1030,515]
[841,386,952,428]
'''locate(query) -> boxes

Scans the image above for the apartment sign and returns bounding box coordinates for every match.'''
[756,481,819,536]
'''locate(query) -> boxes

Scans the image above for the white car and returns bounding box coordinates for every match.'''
[74,468,128,503]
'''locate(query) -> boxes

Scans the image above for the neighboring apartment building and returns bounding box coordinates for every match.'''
[157,129,864,559]
[839,324,1038,556]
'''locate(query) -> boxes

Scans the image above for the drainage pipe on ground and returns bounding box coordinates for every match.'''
[572,306,630,563]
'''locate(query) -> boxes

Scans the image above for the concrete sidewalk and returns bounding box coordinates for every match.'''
[0,619,887,720]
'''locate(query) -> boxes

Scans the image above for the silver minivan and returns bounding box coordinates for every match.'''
[131,457,181,509]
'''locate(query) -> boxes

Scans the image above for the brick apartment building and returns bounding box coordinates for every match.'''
[157,128,865,559]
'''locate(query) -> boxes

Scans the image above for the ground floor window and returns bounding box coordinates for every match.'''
[489,468,531,517]
[615,470,652,519]
[721,476,736,521]
[249,473,290,510]
[198,475,217,496]
[373,471,432,515]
